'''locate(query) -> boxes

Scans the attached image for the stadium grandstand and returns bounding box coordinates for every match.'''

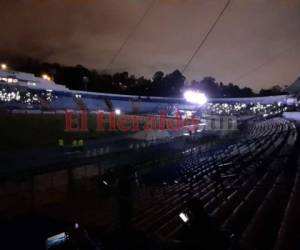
[0,69,296,115]
[1,69,300,250]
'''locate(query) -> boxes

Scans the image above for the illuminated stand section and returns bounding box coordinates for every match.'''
[0,69,202,114]
[0,69,68,91]
[0,68,295,116]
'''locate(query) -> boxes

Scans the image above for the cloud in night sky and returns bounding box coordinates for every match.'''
[1,0,300,90]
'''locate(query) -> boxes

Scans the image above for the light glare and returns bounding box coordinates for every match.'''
[184,90,207,105]
[42,74,51,81]
[179,212,189,223]
[1,64,7,70]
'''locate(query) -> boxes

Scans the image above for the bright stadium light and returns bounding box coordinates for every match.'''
[184,90,207,105]
[115,108,121,115]
[1,64,7,70]
[42,74,51,81]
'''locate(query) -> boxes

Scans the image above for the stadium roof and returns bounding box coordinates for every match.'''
[287,78,300,94]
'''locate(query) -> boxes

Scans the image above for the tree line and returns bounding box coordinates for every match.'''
[9,58,288,98]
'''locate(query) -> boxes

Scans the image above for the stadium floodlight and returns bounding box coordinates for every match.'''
[42,74,51,81]
[184,90,207,105]
[1,64,7,70]
[115,108,121,115]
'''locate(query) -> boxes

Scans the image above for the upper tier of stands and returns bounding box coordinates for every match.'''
[0,82,293,116]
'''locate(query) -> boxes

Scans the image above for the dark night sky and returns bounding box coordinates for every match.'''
[1,0,300,90]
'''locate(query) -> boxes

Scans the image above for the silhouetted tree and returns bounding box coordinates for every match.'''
[6,57,290,98]
[259,85,286,96]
